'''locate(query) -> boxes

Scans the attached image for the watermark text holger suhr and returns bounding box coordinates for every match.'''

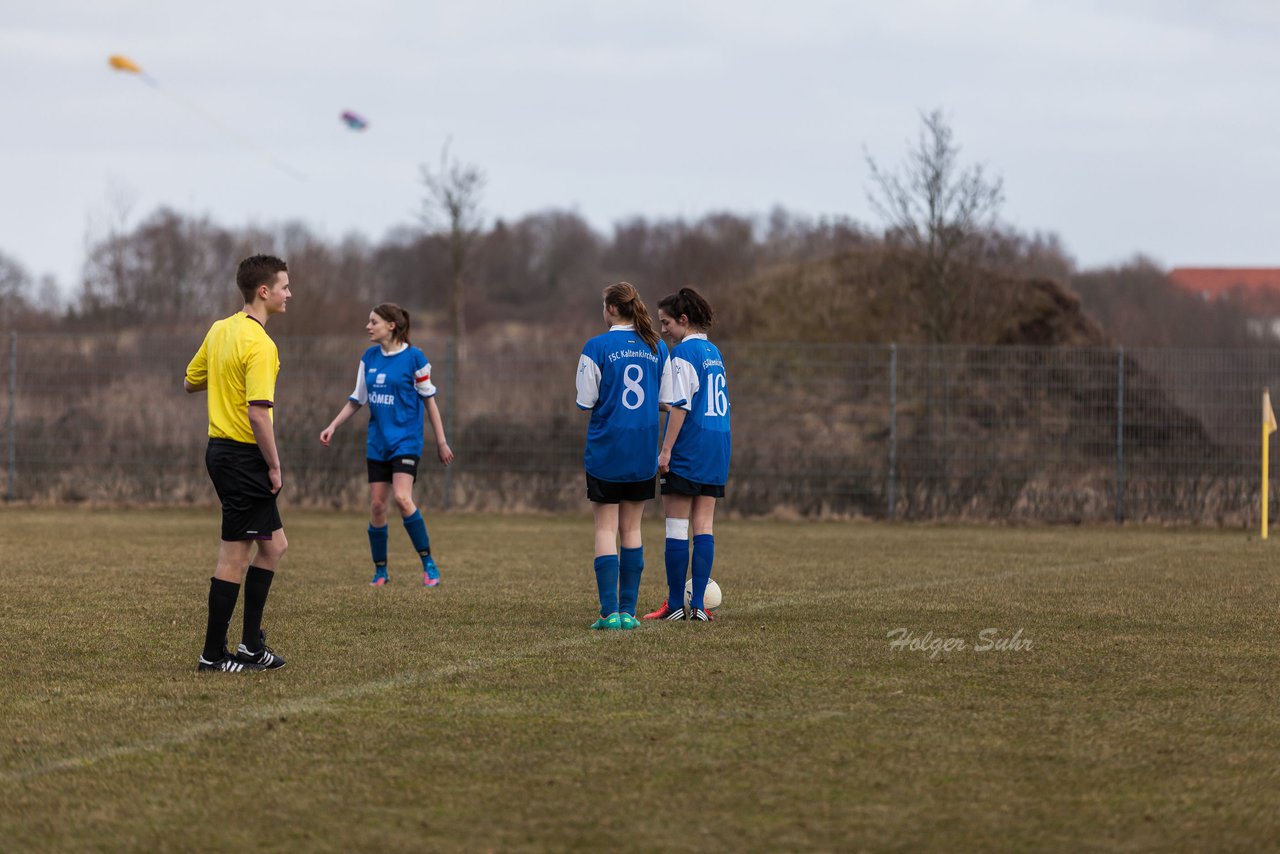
[887,628,1032,659]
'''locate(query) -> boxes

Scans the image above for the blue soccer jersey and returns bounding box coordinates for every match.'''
[349,344,437,460]
[576,325,672,482]
[665,334,731,485]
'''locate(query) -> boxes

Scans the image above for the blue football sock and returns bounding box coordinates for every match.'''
[618,547,644,616]
[691,534,714,610]
[664,537,690,610]
[368,524,388,571]
[402,509,432,567]
[593,554,620,617]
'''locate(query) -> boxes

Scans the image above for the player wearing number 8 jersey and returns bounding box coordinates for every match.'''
[576,282,672,630]
[644,287,731,623]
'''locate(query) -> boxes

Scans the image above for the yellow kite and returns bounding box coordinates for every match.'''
[108,55,143,74]
[105,54,303,179]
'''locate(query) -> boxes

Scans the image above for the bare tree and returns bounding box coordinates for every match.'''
[866,109,1004,342]
[77,183,136,327]
[80,208,236,323]
[0,251,32,329]
[420,141,486,357]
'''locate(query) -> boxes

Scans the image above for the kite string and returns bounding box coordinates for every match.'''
[143,76,306,181]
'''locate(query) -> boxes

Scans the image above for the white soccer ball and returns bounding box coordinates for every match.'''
[684,578,722,611]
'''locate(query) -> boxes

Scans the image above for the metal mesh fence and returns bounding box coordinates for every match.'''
[4,330,1280,523]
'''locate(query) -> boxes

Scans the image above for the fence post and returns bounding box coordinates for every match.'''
[7,331,14,503]
[1115,347,1125,523]
[442,336,456,511]
[888,343,897,520]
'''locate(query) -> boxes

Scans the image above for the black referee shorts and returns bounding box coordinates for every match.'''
[205,438,282,542]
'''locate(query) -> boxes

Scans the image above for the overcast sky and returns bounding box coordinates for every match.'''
[3,0,1278,296]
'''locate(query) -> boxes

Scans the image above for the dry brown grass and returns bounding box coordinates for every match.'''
[2,510,1279,849]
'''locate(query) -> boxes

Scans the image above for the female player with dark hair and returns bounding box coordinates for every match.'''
[576,282,672,630]
[320,303,454,586]
[643,287,730,623]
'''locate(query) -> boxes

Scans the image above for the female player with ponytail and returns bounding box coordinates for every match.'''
[319,303,454,586]
[643,287,730,622]
[575,282,672,630]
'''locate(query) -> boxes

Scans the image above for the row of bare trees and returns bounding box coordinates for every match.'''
[0,113,1269,350]
[1071,257,1258,348]
[33,206,881,338]
[0,252,61,330]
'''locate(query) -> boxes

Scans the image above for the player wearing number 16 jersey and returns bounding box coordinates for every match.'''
[644,287,731,623]
[576,282,672,631]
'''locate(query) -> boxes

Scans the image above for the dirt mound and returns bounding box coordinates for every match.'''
[725,248,1110,348]
[986,278,1110,347]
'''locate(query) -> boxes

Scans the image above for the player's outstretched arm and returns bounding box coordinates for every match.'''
[425,397,453,465]
[319,400,361,446]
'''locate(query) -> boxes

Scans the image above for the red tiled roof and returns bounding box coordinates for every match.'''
[1168,268,1280,298]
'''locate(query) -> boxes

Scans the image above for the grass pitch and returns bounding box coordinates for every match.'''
[2,508,1279,851]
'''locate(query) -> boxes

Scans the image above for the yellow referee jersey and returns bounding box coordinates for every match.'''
[185,312,280,443]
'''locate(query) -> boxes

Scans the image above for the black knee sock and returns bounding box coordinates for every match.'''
[204,577,241,661]
[241,565,275,651]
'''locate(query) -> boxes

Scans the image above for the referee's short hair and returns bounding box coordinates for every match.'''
[236,255,288,303]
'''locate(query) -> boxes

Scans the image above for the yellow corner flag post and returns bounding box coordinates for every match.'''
[1264,389,1277,539]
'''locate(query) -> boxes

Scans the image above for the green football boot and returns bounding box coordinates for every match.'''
[590,612,624,630]
[618,612,641,630]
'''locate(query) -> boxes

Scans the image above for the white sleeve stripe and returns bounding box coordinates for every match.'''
[660,354,678,407]
[576,354,601,409]
[412,360,437,397]
[351,360,368,406]
[670,356,697,410]
[415,361,437,398]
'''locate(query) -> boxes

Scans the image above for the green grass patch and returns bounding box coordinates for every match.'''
[1,509,1278,850]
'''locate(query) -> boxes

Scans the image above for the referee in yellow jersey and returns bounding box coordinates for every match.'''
[184,255,291,672]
